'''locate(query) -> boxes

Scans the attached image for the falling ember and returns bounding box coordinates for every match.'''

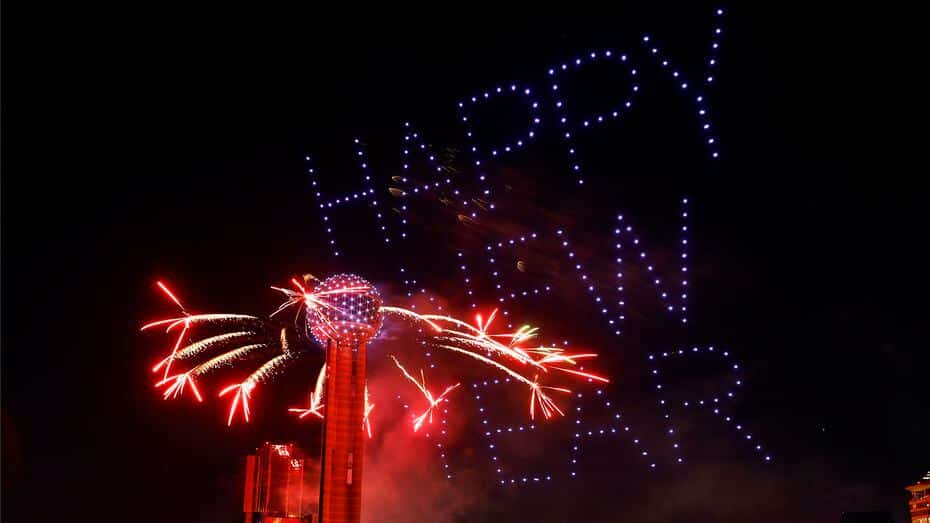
[156,372,203,402]
[220,382,254,425]
[288,365,326,419]
[390,356,460,432]
[363,386,375,438]
[530,375,570,420]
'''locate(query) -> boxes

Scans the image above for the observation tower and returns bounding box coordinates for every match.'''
[307,274,383,523]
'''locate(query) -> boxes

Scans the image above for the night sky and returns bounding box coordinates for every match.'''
[2,3,926,522]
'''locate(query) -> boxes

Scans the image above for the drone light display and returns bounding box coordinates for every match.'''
[300,4,773,478]
[145,3,772,495]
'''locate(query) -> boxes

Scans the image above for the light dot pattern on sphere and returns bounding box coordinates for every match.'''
[307,274,383,346]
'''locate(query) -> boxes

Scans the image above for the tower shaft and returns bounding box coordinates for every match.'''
[318,339,367,523]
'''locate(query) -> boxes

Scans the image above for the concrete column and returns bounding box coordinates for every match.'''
[319,338,366,523]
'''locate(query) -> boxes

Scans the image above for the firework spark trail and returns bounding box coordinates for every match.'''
[192,343,273,375]
[475,309,496,334]
[288,365,326,419]
[156,372,204,402]
[158,343,275,405]
[150,316,260,379]
[219,382,253,425]
[422,310,609,383]
[269,283,353,319]
[380,306,443,332]
[492,324,539,348]
[390,356,460,431]
[220,352,304,425]
[158,319,189,379]
[173,332,260,360]
[141,314,263,333]
[272,281,371,308]
[156,281,186,312]
[529,375,570,420]
[288,368,376,438]
[144,282,193,379]
[423,312,548,368]
[379,306,607,419]
[418,314,479,335]
[145,280,324,426]
[270,282,364,341]
[140,313,261,379]
[364,386,375,438]
[430,342,563,420]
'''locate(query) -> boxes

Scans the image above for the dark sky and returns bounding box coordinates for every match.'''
[2,2,926,523]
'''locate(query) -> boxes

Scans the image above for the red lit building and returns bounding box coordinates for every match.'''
[908,471,930,523]
[243,442,320,523]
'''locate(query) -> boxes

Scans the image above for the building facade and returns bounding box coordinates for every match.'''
[243,442,320,523]
[907,471,930,523]
[318,338,368,523]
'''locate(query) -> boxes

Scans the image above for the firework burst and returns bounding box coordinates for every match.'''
[142,276,607,429]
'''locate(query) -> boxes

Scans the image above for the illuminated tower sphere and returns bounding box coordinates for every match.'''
[311,273,381,523]
[307,273,383,346]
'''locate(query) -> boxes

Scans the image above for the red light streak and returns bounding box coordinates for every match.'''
[364,386,375,438]
[156,372,204,402]
[219,382,254,426]
[289,365,326,420]
[156,281,185,312]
